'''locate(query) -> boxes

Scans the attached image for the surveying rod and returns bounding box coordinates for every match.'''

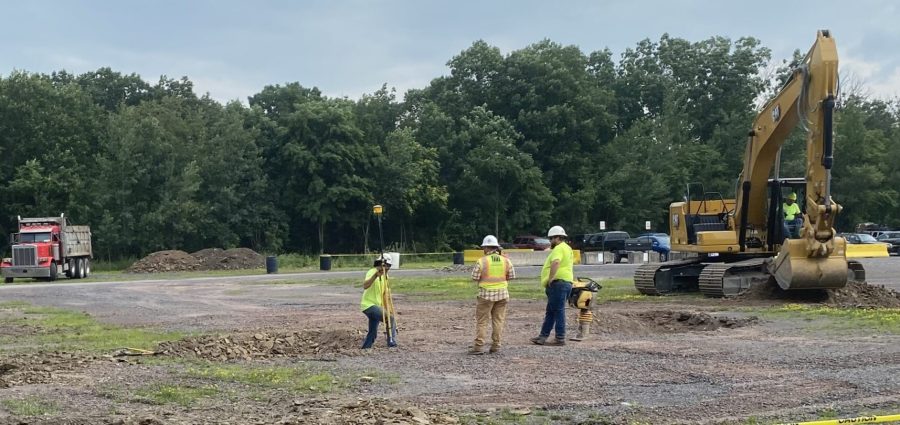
[373,204,396,345]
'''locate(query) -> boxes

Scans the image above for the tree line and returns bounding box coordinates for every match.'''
[1,35,898,259]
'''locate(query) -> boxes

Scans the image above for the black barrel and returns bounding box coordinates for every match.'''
[452,252,464,265]
[265,256,278,274]
[319,254,332,271]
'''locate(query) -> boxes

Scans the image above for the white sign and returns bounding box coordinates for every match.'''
[600,221,606,230]
[645,221,651,230]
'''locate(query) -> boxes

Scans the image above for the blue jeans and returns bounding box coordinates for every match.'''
[361,305,397,349]
[540,280,573,339]
[783,218,802,240]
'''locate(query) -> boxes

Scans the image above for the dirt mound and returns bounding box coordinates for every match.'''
[738,278,830,302]
[0,352,98,388]
[192,247,265,271]
[827,281,900,308]
[738,279,900,308]
[157,329,364,361]
[597,310,758,335]
[280,397,460,425]
[127,248,265,273]
[126,250,200,273]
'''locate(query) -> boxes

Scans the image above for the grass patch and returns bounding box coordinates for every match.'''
[754,304,900,333]
[0,302,184,352]
[185,362,343,393]
[372,276,642,303]
[134,384,219,406]
[259,275,648,303]
[0,396,59,416]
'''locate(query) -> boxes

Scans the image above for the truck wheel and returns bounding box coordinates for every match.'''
[78,258,86,279]
[614,253,623,264]
[83,259,91,278]
[49,261,58,281]
[3,277,11,284]
[660,252,669,262]
[65,259,74,277]
[73,258,82,279]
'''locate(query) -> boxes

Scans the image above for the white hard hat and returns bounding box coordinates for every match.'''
[481,235,500,247]
[547,225,567,238]
[375,256,392,266]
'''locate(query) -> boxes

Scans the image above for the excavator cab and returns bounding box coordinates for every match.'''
[765,178,806,248]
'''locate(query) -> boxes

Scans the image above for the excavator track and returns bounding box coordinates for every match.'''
[634,259,703,295]
[698,258,768,298]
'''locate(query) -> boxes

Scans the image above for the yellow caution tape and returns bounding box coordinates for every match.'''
[777,413,900,425]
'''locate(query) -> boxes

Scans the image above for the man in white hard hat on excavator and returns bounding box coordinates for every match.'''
[469,235,515,354]
[531,225,574,346]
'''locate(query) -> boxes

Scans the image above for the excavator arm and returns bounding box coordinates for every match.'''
[733,30,847,289]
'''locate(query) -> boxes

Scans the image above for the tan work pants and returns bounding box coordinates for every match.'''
[474,297,508,350]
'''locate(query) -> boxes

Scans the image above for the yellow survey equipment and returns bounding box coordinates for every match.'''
[635,30,862,297]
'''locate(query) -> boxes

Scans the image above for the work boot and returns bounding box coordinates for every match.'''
[489,345,500,354]
[467,346,485,355]
[530,336,547,345]
[547,338,566,346]
[570,322,590,341]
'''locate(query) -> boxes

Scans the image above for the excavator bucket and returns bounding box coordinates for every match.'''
[767,239,849,290]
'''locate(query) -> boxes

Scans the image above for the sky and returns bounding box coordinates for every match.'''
[2,0,899,104]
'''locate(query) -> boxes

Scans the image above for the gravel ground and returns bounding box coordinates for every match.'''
[0,257,898,424]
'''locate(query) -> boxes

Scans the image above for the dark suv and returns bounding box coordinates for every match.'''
[583,231,631,262]
[512,235,551,250]
[876,231,900,255]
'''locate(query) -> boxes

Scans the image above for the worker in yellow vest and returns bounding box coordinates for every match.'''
[782,192,802,239]
[360,257,397,349]
[531,225,574,346]
[469,235,515,355]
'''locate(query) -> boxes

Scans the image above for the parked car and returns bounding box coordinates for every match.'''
[627,234,672,261]
[584,231,631,262]
[512,235,551,250]
[841,233,893,254]
[569,233,595,251]
[876,231,900,255]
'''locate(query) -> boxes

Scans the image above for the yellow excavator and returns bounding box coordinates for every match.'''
[635,30,864,297]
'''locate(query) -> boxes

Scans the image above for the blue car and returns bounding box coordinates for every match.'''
[637,233,671,260]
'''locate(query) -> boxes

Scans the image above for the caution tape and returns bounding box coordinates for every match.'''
[777,414,900,425]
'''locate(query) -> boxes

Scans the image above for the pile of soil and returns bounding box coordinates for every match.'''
[738,279,900,308]
[597,310,758,335]
[827,281,900,308]
[280,397,460,425]
[192,247,265,271]
[0,352,98,388]
[157,329,364,361]
[126,250,200,273]
[126,248,264,273]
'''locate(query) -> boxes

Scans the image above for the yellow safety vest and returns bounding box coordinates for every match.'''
[478,254,510,290]
[783,202,801,221]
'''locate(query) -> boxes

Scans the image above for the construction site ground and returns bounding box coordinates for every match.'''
[0,258,898,424]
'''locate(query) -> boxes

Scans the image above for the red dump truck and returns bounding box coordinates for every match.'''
[1,214,93,283]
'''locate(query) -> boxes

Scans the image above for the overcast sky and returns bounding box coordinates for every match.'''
[2,0,899,103]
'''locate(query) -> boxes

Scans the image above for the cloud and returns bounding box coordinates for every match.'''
[841,55,900,100]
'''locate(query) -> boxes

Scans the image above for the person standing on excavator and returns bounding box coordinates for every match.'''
[469,235,515,355]
[783,192,802,239]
